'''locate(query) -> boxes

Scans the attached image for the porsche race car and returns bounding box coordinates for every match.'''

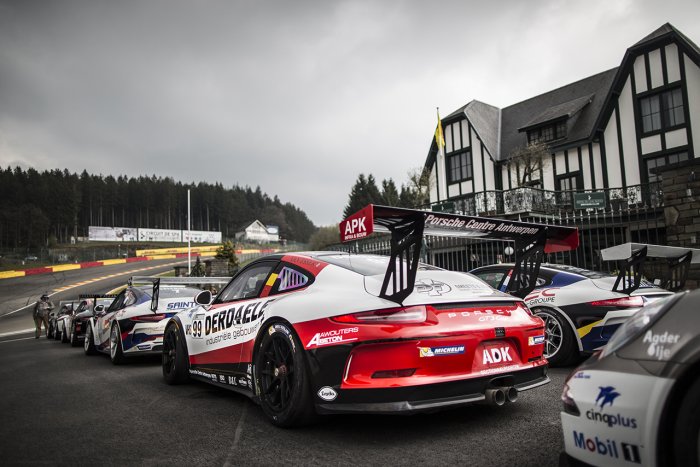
[84,277,229,364]
[560,289,700,467]
[162,205,580,426]
[64,295,116,347]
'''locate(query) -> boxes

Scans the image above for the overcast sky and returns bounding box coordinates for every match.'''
[1,0,699,226]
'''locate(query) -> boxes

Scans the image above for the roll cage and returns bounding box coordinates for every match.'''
[340,204,579,303]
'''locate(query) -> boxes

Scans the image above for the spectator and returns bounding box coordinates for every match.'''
[33,293,54,339]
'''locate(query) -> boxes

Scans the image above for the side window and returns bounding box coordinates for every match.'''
[123,290,137,307]
[107,291,127,312]
[215,263,276,303]
[271,266,311,295]
[474,270,505,289]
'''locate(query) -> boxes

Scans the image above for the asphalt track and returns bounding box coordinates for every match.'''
[0,258,189,335]
[0,265,572,466]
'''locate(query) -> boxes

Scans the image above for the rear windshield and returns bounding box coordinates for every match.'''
[316,253,442,276]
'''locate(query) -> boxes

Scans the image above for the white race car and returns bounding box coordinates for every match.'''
[83,277,229,364]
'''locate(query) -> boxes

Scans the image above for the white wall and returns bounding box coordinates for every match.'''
[619,77,640,185]
[666,43,681,83]
[648,49,664,90]
[686,54,700,159]
[603,108,622,188]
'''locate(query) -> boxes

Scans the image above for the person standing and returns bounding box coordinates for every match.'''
[33,293,54,339]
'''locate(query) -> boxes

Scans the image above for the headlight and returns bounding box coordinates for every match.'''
[600,294,677,358]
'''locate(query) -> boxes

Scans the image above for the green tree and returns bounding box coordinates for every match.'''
[343,173,383,218]
[215,240,240,275]
[309,225,340,250]
[381,178,400,206]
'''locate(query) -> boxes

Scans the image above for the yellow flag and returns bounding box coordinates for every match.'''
[435,109,445,151]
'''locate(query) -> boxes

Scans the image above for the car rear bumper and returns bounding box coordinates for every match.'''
[315,366,549,414]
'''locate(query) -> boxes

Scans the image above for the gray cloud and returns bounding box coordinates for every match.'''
[1,0,699,225]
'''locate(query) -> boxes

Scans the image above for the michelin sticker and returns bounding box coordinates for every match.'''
[528,335,545,346]
[419,345,465,357]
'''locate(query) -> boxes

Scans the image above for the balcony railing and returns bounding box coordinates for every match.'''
[430,182,663,216]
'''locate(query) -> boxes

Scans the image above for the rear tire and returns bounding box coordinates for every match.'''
[84,325,97,355]
[162,322,189,385]
[533,307,576,367]
[254,322,316,427]
[110,324,126,365]
[53,324,61,340]
[47,322,54,339]
[61,323,70,343]
[673,377,700,467]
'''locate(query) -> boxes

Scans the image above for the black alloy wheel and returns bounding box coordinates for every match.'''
[162,323,189,385]
[255,322,315,427]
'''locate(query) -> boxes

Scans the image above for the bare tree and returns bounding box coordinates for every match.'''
[506,141,550,187]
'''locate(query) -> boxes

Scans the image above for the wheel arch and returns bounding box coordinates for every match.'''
[250,316,305,397]
[530,305,583,351]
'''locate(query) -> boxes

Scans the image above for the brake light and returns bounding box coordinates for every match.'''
[331,305,427,324]
[589,296,644,308]
[131,314,167,322]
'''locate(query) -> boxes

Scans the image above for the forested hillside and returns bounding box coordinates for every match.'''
[0,167,316,248]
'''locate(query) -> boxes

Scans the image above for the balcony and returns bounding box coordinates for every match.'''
[429,182,663,217]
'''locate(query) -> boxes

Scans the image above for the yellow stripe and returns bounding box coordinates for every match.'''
[101,259,126,266]
[0,270,26,279]
[51,264,82,272]
[265,273,278,287]
[136,245,222,256]
[577,319,603,339]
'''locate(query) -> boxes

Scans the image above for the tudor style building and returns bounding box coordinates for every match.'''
[425,24,699,218]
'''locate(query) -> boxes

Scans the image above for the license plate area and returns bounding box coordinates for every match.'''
[478,341,517,369]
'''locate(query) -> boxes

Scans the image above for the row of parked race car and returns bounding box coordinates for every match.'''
[42,205,700,467]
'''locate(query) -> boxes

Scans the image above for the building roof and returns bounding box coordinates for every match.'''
[425,23,698,169]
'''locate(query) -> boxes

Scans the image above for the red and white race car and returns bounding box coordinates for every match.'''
[162,205,579,426]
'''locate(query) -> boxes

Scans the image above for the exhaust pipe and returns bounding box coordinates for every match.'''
[505,386,518,403]
[485,388,506,406]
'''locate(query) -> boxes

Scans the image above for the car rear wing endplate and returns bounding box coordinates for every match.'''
[129,276,231,312]
[340,204,579,303]
[601,243,700,292]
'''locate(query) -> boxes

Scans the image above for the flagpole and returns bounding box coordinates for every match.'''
[187,188,191,276]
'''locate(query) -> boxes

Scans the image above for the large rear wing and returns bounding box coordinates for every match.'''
[601,243,700,293]
[128,276,231,312]
[340,204,579,303]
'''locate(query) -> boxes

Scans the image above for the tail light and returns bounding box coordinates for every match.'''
[589,296,644,308]
[331,305,427,324]
[131,314,167,322]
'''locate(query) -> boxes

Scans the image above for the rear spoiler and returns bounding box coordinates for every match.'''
[601,243,700,293]
[128,276,231,312]
[340,204,579,303]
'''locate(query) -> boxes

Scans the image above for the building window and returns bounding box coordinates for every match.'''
[527,121,567,143]
[644,151,689,182]
[557,172,582,191]
[447,150,472,183]
[639,88,685,134]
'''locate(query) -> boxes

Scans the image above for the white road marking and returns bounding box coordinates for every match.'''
[0,337,35,344]
[0,328,35,338]
[223,401,249,467]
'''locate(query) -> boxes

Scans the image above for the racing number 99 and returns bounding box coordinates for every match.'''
[192,320,203,338]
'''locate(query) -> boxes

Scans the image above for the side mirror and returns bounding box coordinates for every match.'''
[195,290,214,306]
[94,304,105,314]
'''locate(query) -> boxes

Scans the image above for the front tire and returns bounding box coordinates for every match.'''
[69,324,79,347]
[47,322,54,339]
[254,322,316,427]
[84,325,97,355]
[533,307,576,367]
[110,324,126,365]
[673,377,700,467]
[162,322,189,385]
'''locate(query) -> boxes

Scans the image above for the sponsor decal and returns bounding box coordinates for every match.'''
[137,344,151,350]
[479,364,521,375]
[191,298,274,339]
[203,323,260,346]
[227,376,237,386]
[185,324,192,335]
[573,371,590,379]
[482,346,513,365]
[219,375,226,383]
[586,386,637,429]
[524,288,558,305]
[307,327,359,348]
[424,214,540,236]
[454,283,490,291]
[247,364,252,375]
[340,206,373,242]
[166,301,196,310]
[643,330,680,360]
[572,431,641,463]
[415,279,451,296]
[317,386,338,401]
[419,345,465,357]
[528,335,545,346]
[445,308,513,318]
[271,323,296,351]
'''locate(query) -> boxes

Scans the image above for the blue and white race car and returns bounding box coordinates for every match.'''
[84,277,229,364]
[471,262,671,366]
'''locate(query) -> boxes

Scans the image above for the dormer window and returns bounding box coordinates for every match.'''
[527,121,567,143]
